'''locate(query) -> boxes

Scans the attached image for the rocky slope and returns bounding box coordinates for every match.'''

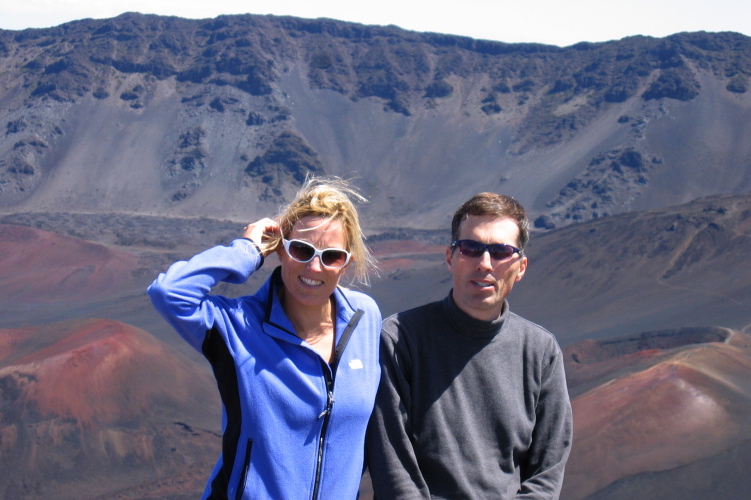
[1,13,750,230]
[511,193,751,342]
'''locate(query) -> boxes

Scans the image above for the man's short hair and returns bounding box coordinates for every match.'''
[451,193,530,250]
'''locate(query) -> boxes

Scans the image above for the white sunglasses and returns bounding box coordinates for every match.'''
[282,238,351,269]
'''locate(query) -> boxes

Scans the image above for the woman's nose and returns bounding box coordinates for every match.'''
[307,255,323,271]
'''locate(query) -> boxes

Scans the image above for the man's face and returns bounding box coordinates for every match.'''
[446,215,528,321]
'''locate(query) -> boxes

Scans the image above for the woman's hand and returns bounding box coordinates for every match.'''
[242,218,280,256]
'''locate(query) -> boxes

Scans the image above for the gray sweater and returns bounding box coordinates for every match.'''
[366,293,572,499]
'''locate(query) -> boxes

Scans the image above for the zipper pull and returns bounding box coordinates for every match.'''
[317,391,335,419]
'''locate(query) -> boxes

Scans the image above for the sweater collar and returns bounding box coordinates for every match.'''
[444,290,508,339]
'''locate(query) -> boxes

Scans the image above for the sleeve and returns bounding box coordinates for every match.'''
[146,238,263,352]
[365,318,431,500]
[516,342,573,499]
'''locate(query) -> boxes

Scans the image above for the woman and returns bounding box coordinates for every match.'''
[148,177,381,500]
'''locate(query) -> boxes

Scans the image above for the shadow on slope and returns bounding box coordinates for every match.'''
[513,193,751,344]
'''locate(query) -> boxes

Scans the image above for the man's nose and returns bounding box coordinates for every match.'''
[476,250,493,270]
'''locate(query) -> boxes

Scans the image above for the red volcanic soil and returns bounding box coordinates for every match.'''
[377,257,419,273]
[561,328,751,499]
[368,240,446,257]
[368,239,446,273]
[0,318,221,499]
[1,318,216,425]
[0,224,139,303]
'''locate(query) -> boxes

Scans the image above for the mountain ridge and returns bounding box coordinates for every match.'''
[1,13,750,230]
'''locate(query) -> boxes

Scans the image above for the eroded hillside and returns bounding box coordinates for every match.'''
[1,14,750,228]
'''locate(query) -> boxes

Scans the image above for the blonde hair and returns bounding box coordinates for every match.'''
[270,176,376,286]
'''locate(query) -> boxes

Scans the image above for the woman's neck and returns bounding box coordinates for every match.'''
[279,289,336,362]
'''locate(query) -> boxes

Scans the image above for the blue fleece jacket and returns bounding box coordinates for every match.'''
[147,238,381,500]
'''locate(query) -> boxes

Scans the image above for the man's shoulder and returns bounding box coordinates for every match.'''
[507,310,551,334]
[385,298,444,323]
[506,309,562,351]
[382,299,445,335]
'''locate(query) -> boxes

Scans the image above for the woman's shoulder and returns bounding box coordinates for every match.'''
[337,287,380,314]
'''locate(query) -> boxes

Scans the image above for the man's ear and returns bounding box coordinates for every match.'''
[445,246,454,272]
[515,256,528,282]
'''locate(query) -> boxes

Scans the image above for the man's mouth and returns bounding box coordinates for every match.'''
[471,280,494,289]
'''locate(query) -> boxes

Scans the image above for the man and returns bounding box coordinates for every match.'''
[366,193,572,499]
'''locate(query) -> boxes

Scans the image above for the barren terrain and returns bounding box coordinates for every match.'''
[1,13,751,499]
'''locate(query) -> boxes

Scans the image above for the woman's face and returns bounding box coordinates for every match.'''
[278,216,350,309]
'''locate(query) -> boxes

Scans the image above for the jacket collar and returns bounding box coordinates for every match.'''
[260,266,358,345]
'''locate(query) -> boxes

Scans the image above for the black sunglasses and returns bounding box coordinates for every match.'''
[282,238,351,269]
[451,239,523,261]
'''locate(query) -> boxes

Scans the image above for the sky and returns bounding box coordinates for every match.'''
[1,0,750,47]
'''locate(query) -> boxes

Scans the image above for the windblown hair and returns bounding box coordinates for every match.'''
[451,192,530,250]
[271,176,376,286]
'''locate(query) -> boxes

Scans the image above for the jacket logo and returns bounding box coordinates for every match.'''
[348,359,364,369]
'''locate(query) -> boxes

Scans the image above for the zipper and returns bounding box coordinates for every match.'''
[311,366,334,500]
[235,438,253,500]
[309,309,364,500]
